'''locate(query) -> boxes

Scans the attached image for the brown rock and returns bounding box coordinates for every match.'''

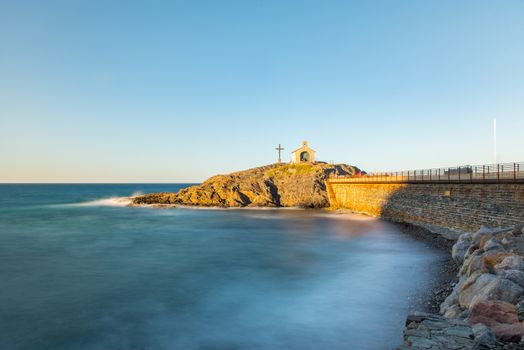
[469,299,519,327]
[483,252,516,274]
[491,322,524,342]
[459,273,496,308]
[468,298,524,342]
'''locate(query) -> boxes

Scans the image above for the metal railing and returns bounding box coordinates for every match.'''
[329,162,524,183]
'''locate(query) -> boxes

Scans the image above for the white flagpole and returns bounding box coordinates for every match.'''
[493,118,497,165]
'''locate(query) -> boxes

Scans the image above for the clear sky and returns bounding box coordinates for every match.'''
[1,0,523,183]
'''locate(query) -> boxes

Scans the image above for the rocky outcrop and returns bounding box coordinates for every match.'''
[398,312,486,350]
[441,226,524,345]
[132,162,362,208]
[400,225,524,349]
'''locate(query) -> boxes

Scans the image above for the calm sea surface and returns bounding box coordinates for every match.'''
[0,184,446,350]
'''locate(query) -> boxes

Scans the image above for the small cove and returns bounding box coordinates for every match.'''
[0,184,448,350]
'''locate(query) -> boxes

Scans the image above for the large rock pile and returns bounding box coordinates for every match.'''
[441,226,524,344]
[132,162,361,208]
[400,225,524,349]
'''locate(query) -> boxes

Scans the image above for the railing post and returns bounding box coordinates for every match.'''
[470,167,473,182]
[483,165,485,180]
[448,168,450,181]
[438,168,441,181]
[515,163,517,181]
[458,166,461,181]
[497,164,500,181]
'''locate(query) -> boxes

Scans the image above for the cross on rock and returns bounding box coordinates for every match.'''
[275,144,284,163]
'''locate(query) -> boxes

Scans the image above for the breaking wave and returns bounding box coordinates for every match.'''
[62,192,143,207]
[71,197,132,207]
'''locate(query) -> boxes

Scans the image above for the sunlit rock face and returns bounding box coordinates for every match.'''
[132,162,362,208]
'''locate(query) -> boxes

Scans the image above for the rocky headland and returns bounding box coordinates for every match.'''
[399,225,524,349]
[132,162,362,208]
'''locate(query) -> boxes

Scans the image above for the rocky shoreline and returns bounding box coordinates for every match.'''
[131,162,362,208]
[397,225,524,350]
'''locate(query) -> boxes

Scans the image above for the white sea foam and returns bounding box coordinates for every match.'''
[62,196,133,207]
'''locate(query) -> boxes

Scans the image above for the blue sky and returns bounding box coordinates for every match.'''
[1,0,523,182]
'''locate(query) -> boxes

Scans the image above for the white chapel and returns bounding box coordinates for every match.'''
[291,141,316,164]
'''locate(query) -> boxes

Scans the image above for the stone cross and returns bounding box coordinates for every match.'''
[275,144,284,163]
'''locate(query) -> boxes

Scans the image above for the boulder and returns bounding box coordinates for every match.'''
[468,299,524,342]
[459,273,497,308]
[491,322,524,342]
[482,251,515,274]
[441,277,466,316]
[472,277,523,306]
[472,323,497,349]
[444,304,464,319]
[452,232,473,264]
[497,269,524,289]
[469,299,519,327]
[495,255,524,272]
[471,226,497,246]
[460,251,485,277]
[483,238,504,253]
[400,312,476,349]
[516,299,524,321]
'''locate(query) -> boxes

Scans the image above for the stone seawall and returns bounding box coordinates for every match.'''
[326,181,524,237]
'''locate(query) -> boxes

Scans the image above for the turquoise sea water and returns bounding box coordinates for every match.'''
[0,184,446,350]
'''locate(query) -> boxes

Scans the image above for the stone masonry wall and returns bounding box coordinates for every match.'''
[327,181,524,237]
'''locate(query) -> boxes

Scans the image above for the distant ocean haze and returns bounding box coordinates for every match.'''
[0,184,447,350]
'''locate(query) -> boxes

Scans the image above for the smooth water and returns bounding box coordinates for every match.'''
[0,184,446,350]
